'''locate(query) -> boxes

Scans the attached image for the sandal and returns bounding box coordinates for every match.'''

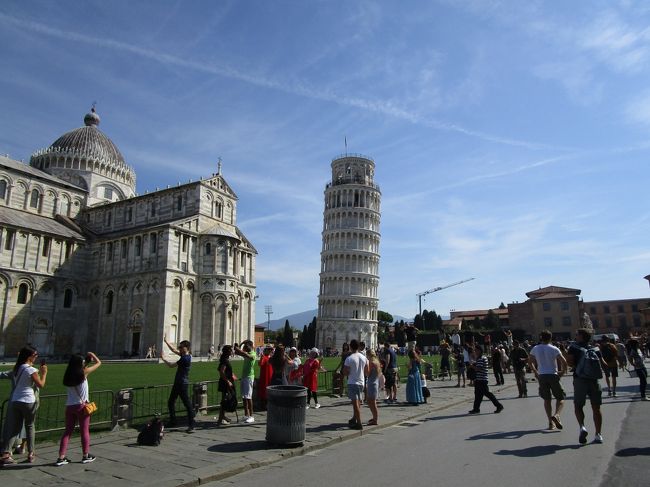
[1,456,17,466]
[27,452,35,463]
[367,419,378,426]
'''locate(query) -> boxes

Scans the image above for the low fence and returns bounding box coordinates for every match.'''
[0,372,338,440]
[0,365,458,440]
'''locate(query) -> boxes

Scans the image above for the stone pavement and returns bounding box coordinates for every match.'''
[0,375,493,487]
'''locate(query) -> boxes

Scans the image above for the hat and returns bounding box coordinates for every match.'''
[310,347,319,355]
[289,347,297,352]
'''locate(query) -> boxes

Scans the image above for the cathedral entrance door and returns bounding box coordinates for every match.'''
[131,332,141,357]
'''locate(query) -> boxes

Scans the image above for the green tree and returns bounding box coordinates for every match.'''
[414,314,424,330]
[498,302,506,309]
[377,310,393,324]
[282,320,293,347]
[484,309,500,330]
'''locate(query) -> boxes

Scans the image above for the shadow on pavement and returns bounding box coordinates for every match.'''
[467,429,542,440]
[615,447,650,457]
[419,413,469,422]
[307,423,348,433]
[494,444,580,457]
[207,440,287,453]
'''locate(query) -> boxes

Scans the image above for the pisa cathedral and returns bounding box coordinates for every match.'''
[316,154,381,351]
[0,107,256,358]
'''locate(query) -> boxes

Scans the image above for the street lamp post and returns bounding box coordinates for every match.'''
[264,305,273,342]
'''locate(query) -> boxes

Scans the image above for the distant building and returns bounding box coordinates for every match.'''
[445,308,509,332]
[507,285,648,340]
[0,107,257,358]
[316,154,381,351]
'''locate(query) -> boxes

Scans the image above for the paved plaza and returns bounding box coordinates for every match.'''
[0,367,647,487]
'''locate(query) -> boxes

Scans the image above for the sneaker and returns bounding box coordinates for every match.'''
[244,416,255,424]
[306,405,310,409]
[594,433,603,444]
[468,410,480,414]
[1,456,17,466]
[314,403,321,409]
[612,391,617,397]
[81,454,96,464]
[55,457,70,466]
[579,426,588,444]
[643,396,650,401]
[551,415,563,430]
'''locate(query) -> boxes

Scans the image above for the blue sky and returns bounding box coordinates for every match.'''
[1,1,649,324]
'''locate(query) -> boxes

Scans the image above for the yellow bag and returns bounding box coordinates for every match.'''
[83,401,98,415]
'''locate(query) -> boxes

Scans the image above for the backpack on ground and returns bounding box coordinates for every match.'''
[575,346,603,380]
[137,417,164,446]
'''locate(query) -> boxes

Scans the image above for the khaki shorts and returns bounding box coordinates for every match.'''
[538,374,566,401]
[573,378,602,407]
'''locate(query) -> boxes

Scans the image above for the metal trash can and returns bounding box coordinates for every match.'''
[266,385,307,446]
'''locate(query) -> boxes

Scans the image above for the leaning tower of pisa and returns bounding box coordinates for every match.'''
[316,154,381,352]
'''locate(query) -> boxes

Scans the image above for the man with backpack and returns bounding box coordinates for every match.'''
[565,328,607,445]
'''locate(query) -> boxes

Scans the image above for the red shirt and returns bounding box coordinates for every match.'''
[258,354,273,398]
[302,358,320,391]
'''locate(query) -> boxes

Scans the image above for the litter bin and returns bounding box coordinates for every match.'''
[266,385,307,446]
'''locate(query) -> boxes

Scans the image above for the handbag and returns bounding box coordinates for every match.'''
[222,388,238,413]
[76,385,98,415]
[83,401,98,415]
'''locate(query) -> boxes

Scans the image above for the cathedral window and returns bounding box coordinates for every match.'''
[215,201,223,219]
[104,291,113,314]
[135,236,142,256]
[29,189,40,209]
[126,207,133,222]
[17,283,29,304]
[104,187,113,199]
[150,201,156,217]
[106,211,112,226]
[121,240,127,258]
[182,235,188,252]
[63,288,73,308]
[5,229,15,250]
[177,195,183,211]
[65,241,73,259]
[205,243,211,255]
[42,236,51,257]
[0,180,6,200]
[107,242,113,261]
[150,233,157,253]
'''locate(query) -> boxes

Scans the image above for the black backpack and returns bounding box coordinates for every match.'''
[137,417,164,446]
[575,346,603,380]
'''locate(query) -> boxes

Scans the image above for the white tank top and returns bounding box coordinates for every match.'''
[66,379,89,406]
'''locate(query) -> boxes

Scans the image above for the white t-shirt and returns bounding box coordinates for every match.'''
[530,343,562,375]
[66,379,89,406]
[344,352,368,386]
[11,364,38,403]
[451,334,461,346]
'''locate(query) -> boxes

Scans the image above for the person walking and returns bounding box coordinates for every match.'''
[492,346,504,385]
[55,352,101,466]
[528,331,567,430]
[454,346,466,387]
[0,346,47,465]
[405,349,424,405]
[509,340,529,398]
[599,336,619,397]
[627,339,648,400]
[468,345,503,414]
[234,340,256,424]
[343,340,368,430]
[566,328,607,444]
[161,336,195,432]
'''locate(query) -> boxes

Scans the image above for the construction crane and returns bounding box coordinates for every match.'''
[416,278,476,318]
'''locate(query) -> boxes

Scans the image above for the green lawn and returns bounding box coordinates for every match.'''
[0,354,443,399]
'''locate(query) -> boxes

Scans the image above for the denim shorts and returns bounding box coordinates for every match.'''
[347,384,363,402]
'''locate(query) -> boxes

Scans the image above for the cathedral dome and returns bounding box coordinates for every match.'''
[30,107,137,202]
[44,107,126,167]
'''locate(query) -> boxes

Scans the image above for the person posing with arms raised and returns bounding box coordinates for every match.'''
[1,346,47,465]
[161,336,195,432]
[55,352,101,466]
[234,340,256,424]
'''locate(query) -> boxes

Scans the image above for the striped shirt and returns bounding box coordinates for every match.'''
[473,356,489,382]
